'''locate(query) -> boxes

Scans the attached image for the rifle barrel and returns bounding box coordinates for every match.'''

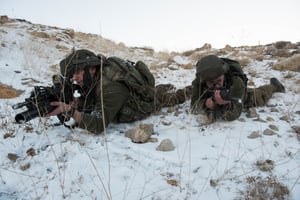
[15,104,55,123]
[12,102,28,110]
[15,109,40,123]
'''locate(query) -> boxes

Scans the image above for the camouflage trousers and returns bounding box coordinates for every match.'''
[155,84,192,108]
[117,84,192,123]
[244,85,276,108]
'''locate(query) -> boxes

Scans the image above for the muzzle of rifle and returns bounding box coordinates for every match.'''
[15,109,40,123]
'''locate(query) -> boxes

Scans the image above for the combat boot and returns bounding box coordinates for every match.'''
[270,78,285,93]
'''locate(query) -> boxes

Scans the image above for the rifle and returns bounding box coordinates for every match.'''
[203,87,242,120]
[12,75,81,123]
[206,87,242,103]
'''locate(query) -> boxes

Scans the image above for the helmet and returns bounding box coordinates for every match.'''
[59,49,100,78]
[196,55,229,81]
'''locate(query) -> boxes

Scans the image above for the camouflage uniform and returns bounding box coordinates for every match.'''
[59,49,191,134]
[191,55,284,121]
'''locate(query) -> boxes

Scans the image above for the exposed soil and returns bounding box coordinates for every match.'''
[0,83,23,98]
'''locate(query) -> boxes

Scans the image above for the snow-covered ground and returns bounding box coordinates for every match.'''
[0,19,299,200]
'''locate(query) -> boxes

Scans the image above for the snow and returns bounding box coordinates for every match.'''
[0,19,300,200]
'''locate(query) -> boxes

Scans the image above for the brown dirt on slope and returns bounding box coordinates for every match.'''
[0,83,23,98]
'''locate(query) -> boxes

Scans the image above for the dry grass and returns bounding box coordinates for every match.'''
[238,175,289,200]
[273,54,300,72]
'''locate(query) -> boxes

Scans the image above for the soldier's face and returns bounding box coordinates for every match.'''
[206,75,224,88]
[71,66,97,87]
[72,70,84,86]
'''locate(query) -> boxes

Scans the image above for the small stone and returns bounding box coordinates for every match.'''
[270,108,279,112]
[156,139,175,151]
[20,163,30,171]
[7,153,19,162]
[253,118,266,123]
[279,115,290,122]
[0,15,9,24]
[247,131,261,139]
[263,129,276,136]
[161,119,172,126]
[148,138,158,143]
[125,123,154,143]
[26,148,36,157]
[238,118,246,122]
[166,179,178,186]
[210,179,218,187]
[269,124,279,131]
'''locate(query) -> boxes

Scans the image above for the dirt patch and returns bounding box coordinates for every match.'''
[0,83,23,98]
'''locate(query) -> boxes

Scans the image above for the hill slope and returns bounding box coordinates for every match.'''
[1,17,300,200]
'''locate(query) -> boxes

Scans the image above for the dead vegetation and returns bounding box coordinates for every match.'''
[273,54,300,72]
[238,175,290,200]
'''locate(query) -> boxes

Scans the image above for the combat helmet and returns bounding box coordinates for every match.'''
[196,55,229,81]
[59,49,100,78]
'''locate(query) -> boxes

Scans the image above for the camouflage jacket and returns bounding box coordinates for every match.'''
[191,74,246,121]
[75,77,156,134]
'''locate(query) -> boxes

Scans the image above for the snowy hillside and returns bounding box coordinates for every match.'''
[1,17,300,200]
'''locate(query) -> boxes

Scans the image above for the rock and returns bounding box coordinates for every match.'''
[166,179,178,186]
[156,139,175,151]
[125,123,154,143]
[161,119,172,126]
[266,116,275,121]
[253,118,266,123]
[248,131,261,139]
[20,163,30,171]
[148,138,158,143]
[263,129,276,136]
[274,41,292,49]
[269,124,279,131]
[210,179,219,187]
[270,108,279,112]
[0,15,9,24]
[26,147,36,157]
[7,153,19,162]
[238,118,246,122]
[279,115,290,122]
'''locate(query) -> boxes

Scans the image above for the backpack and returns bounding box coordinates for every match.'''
[102,56,156,102]
[221,57,248,88]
